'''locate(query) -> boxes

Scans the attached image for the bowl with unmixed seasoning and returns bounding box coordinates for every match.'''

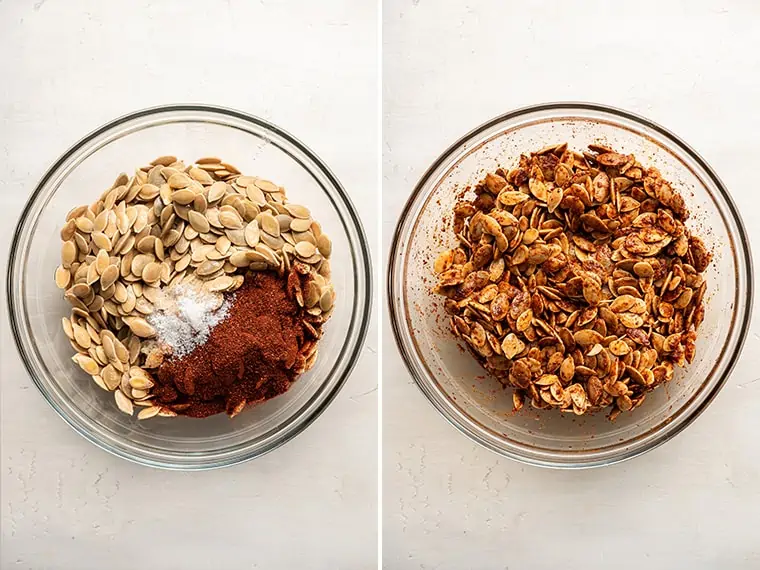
[8,105,372,469]
[388,102,752,468]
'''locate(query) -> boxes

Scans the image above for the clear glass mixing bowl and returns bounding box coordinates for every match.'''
[7,105,372,470]
[388,102,752,468]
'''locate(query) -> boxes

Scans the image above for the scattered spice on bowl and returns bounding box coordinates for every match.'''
[432,143,711,420]
[56,156,335,419]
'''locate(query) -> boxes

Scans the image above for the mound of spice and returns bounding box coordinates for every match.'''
[148,282,232,358]
[152,267,322,418]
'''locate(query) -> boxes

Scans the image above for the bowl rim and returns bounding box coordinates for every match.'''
[7,103,373,470]
[387,101,753,469]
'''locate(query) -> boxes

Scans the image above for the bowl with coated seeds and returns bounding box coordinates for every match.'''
[388,102,752,468]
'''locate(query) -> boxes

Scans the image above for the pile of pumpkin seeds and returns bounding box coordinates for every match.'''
[434,144,710,420]
[56,155,334,419]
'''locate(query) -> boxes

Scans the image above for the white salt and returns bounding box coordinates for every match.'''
[148,284,233,358]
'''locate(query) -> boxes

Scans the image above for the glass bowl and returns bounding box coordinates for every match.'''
[388,102,752,469]
[7,104,372,470]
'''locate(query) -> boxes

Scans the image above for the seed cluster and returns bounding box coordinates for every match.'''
[56,155,334,419]
[433,144,711,419]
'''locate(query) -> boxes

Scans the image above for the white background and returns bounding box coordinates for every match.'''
[383,1,760,569]
[0,1,377,569]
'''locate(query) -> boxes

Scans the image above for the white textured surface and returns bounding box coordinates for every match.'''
[0,1,377,569]
[383,1,760,568]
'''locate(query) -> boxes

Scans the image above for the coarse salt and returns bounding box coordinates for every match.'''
[148,284,232,358]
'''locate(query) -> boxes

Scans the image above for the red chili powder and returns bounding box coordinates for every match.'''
[153,271,308,418]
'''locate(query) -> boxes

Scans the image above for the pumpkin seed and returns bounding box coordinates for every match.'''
[255,179,279,193]
[259,212,280,237]
[207,275,234,292]
[61,241,77,267]
[316,234,332,257]
[114,389,134,415]
[188,210,210,233]
[73,353,100,375]
[294,241,317,258]
[208,181,227,202]
[244,220,260,247]
[290,217,312,233]
[124,317,156,338]
[284,203,310,219]
[319,288,334,312]
[55,265,71,289]
[219,209,243,229]
[137,406,160,420]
